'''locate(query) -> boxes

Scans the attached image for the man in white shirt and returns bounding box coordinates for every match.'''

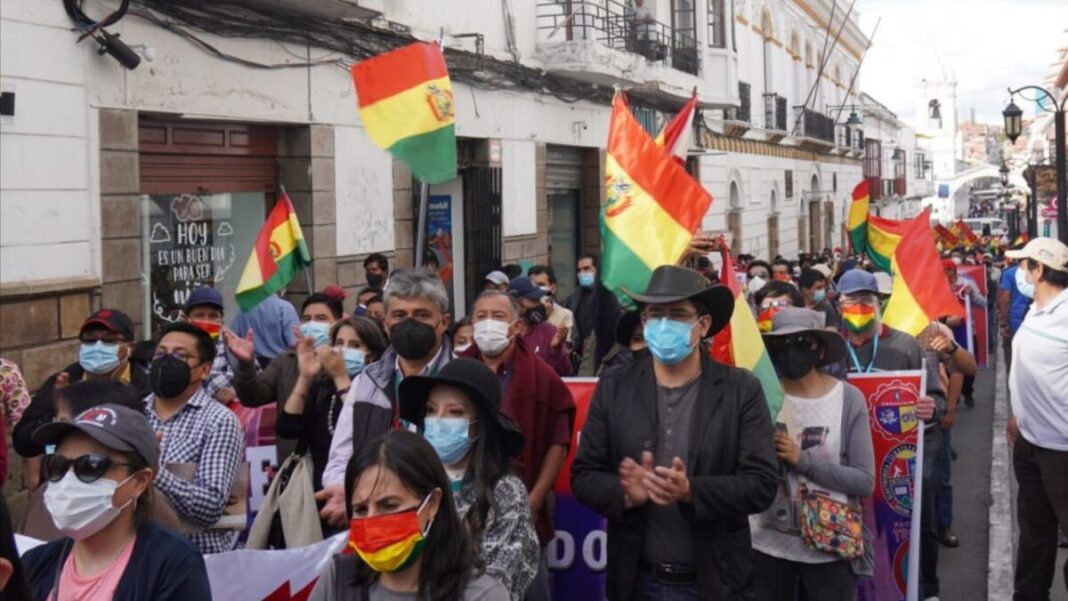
[1005,237,1068,601]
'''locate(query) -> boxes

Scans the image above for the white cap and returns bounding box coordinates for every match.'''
[1006,238,1068,272]
[484,270,510,285]
[873,271,893,296]
[812,264,833,279]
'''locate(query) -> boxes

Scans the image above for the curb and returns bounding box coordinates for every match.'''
[987,355,1014,599]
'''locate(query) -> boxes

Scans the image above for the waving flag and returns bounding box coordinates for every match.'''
[352,42,457,184]
[235,193,311,311]
[933,223,959,248]
[655,91,697,164]
[847,180,870,254]
[866,214,908,272]
[954,219,980,248]
[883,209,967,336]
[712,248,784,422]
[600,92,712,306]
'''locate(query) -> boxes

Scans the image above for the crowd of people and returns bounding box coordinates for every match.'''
[0,233,1064,600]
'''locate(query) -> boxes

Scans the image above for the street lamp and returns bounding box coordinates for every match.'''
[999,162,1009,187]
[1003,87,1066,242]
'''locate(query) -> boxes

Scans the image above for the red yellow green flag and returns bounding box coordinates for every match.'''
[600,92,712,306]
[847,180,870,255]
[712,248,784,422]
[351,42,456,184]
[866,214,908,272]
[933,224,959,248]
[954,219,980,247]
[235,193,311,310]
[883,209,966,336]
[654,91,697,163]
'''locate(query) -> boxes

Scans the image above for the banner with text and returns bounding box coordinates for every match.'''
[850,370,925,601]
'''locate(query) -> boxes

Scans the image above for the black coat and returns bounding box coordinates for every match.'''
[571,354,778,601]
[562,281,622,374]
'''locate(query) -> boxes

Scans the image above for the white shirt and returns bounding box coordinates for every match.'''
[1010,287,1068,451]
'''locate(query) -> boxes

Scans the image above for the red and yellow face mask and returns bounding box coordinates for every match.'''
[347,494,432,573]
[188,319,221,341]
[842,304,877,334]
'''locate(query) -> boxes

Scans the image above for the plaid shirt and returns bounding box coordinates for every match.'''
[202,339,235,399]
[145,387,245,554]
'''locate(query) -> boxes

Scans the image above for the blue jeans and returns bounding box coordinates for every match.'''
[938,427,953,529]
[634,571,700,601]
[525,551,550,601]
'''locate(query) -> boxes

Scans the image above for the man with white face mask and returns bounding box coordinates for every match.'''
[464,289,576,601]
[22,403,211,599]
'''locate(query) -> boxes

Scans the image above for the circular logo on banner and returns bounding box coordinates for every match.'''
[871,381,920,437]
[893,539,910,594]
[880,443,917,516]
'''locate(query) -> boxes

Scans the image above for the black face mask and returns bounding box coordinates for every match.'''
[769,346,821,381]
[524,305,548,326]
[390,319,438,360]
[150,355,192,399]
[366,273,385,288]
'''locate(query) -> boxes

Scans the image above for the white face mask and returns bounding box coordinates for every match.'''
[44,471,134,540]
[473,319,512,357]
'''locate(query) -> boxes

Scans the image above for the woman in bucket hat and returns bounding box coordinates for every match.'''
[750,307,875,601]
[399,358,539,600]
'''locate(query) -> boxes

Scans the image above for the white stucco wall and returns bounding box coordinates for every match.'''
[335,126,395,256]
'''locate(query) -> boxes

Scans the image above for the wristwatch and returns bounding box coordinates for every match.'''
[948,341,959,354]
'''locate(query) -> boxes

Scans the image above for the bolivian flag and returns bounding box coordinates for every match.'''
[712,249,784,422]
[847,180,870,255]
[600,92,712,305]
[235,193,311,311]
[883,209,966,336]
[352,42,456,184]
[934,223,959,248]
[866,214,908,273]
[954,218,980,248]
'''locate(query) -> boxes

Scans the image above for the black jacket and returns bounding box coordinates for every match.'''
[571,354,778,600]
[22,521,212,601]
[562,282,622,374]
[12,362,151,458]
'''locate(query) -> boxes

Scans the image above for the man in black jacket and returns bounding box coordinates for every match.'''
[12,309,149,465]
[572,266,778,600]
[562,253,622,375]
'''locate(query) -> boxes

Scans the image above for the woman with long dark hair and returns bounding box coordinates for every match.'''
[308,430,508,601]
[399,358,539,600]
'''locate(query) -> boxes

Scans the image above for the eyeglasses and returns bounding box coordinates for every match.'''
[42,453,133,484]
[759,299,792,312]
[151,350,199,363]
[764,334,820,352]
[642,309,700,323]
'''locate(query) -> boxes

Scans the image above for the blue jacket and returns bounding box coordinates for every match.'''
[22,521,212,601]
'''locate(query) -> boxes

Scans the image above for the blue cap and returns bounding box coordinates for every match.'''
[185,286,224,311]
[507,276,547,300]
[837,269,879,296]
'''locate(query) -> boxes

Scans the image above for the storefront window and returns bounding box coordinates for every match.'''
[141,192,266,335]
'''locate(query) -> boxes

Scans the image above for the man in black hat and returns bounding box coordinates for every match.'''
[507,276,573,377]
[572,265,778,600]
[12,309,149,464]
[183,286,237,403]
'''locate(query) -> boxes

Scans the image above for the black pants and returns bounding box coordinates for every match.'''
[921,426,942,597]
[1003,329,1014,373]
[1013,437,1068,600]
[753,551,857,601]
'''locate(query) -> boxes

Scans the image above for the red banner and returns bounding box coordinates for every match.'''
[954,264,989,367]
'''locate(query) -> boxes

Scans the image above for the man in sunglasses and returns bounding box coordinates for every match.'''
[572,265,778,600]
[12,309,149,468]
[837,268,943,600]
[144,321,244,554]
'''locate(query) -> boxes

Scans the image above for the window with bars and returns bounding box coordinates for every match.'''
[707,0,726,48]
[785,170,794,198]
[914,152,927,178]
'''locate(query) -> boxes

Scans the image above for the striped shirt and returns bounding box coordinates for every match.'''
[144,388,245,554]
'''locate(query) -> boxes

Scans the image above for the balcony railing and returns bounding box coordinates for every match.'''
[725,81,751,122]
[536,0,700,76]
[764,93,787,131]
[794,107,835,144]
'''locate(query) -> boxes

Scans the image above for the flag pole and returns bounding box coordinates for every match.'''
[415,181,429,268]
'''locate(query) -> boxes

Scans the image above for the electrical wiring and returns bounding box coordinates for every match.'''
[130,0,688,113]
[64,0,130,31]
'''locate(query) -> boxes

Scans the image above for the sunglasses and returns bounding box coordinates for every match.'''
[42,453,133,484]
[764,333,820,352]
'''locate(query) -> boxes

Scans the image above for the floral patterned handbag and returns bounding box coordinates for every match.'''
[798,482,865,560]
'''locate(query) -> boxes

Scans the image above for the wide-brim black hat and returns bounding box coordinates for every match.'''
[399,358,525,458]
[621,265,735,336]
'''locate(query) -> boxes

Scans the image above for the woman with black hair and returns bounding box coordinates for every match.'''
[399,358,539,600]
[308,430,508,601]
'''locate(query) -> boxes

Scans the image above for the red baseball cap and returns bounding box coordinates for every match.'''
[941,259,957,271]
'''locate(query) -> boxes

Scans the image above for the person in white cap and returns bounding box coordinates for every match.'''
[1003,237,1068,601]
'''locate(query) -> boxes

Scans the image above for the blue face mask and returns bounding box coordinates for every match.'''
[79,342,122,375]
[812,289,827,303]
[578,272,596,288]
[1015,266,1035,299]
[300,321,332,348]
[424,417,475,465]
[643,318,696,365]
[342,348,366,376]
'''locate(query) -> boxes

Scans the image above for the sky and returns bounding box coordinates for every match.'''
[857,0,1067,126]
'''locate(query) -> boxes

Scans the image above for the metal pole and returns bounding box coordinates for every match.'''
[414,181,430,268]
[1029,165,1038,239]
[1055,109,1067,242]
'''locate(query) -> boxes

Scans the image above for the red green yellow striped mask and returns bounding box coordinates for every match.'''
[188,319,221,341]
[842,304,877,334]
[347,495,432,573]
